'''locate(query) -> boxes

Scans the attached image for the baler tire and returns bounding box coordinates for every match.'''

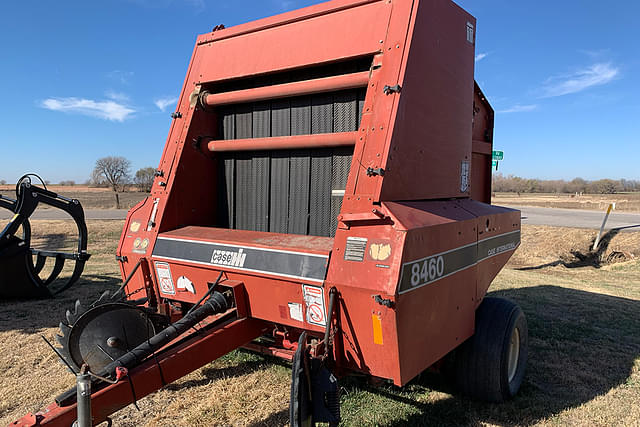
[452,296,527,403]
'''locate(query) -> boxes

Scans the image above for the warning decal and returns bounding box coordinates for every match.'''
[155,262,175,295]
[302,284,326,327]
[288,302,303,322]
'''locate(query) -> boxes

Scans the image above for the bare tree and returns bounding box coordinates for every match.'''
[92,156,131,208]
[0,179,6,185]
[134,167,156,193]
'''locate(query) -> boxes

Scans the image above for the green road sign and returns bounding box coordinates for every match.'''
[492,150,503,161]
[492,160,498,168]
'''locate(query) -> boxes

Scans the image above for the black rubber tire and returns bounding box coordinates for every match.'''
[452,296,528,402]
[290,332,313,427]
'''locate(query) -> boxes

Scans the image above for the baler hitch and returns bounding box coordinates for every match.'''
[0,174,90,299]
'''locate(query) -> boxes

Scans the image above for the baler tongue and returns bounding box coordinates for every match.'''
[0,174,90,299]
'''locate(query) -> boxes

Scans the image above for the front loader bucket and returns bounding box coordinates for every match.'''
[0,175,90,299]
[0,235,50,299]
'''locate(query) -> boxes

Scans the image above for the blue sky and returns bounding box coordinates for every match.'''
[0,0,638,183]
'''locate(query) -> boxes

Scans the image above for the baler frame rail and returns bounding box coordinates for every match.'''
[12,312,267,426]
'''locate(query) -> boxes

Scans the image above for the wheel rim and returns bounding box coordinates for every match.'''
[507,327,520,383]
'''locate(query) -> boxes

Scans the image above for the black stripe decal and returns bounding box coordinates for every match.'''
[398,230,520,294]
[152,237,328,283]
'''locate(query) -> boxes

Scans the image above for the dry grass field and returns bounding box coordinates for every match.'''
[493,192,640,212]
[1,220,639,426]
[0,185,147,210]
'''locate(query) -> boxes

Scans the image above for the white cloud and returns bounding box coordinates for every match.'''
[154,96,178,112]
[40,97,135,122]
[540,62,619,98]
[499,104,538,114]
[105,90,130,102]
[475,52,488,62]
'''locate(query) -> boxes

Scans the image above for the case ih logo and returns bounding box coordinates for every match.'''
[210,248,247,267]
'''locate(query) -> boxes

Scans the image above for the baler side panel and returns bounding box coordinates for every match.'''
[456,199,521,303]
[470,83,494,204]
[331,284,401,382]
[162,109,220,232]
[379,0,476,201]
[342,0,414,205]
[117,42,207,301]
[327,222,405,294]
[384,201,478,384]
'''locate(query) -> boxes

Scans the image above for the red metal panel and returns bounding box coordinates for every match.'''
[207,132,357,152]
[152,261,327,333]
[197,1,392,84]
[456,199,521,302]
[341,0,415,207]
[330,284,401,382]
[203,71,370,106]
[470,151,491,203]
[396,268,476,384]
[378,0,476,201]
[199,0,383,44]
[470,82,495,203]
[157,226,333,255]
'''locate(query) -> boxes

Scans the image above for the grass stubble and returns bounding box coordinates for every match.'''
[0,220,638,426]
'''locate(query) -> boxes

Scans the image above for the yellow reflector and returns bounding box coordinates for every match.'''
[372,314,383,345]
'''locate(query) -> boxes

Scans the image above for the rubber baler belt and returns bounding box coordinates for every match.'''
[217,89,362,237]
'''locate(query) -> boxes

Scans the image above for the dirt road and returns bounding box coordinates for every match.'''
[505,205,640,230]
[0,208,128,220]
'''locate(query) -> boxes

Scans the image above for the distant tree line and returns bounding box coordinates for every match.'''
[493,173,640,194]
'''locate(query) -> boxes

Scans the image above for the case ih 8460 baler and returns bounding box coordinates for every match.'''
[13,0,525,425]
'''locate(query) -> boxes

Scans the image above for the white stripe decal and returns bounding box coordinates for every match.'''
[398,230,521,294]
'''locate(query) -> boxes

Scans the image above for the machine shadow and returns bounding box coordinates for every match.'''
[0,274,122,333]
[376,285,640,426]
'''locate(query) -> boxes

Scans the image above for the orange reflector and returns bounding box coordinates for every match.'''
[372,314,383,345]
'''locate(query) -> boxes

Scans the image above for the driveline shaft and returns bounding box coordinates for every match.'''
[56,291,230,407]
